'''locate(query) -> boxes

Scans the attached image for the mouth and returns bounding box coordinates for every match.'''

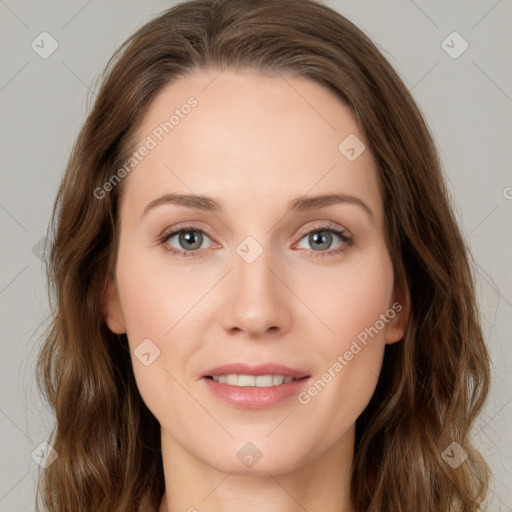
[200,363,311,409]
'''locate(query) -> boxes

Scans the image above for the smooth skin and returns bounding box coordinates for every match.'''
[104,69,409,512]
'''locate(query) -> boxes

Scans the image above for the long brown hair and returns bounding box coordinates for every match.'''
[35,0,491,510]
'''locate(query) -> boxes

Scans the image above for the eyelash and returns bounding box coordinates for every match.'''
[158,222,353,259]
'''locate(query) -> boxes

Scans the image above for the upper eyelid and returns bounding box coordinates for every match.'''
[296,222,349,237]
[161,221,348,235]
[160,222,351,245]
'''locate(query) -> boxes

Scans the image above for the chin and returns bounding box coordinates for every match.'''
[201,439,311,476]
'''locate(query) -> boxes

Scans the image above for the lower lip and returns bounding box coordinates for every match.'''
[202,377,310,409]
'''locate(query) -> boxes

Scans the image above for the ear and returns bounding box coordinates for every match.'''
[102,277,126,334]
[384,282,410,345]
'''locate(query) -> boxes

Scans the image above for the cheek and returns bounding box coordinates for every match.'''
[303,247,395,347]
[113,243,207,420]
[296,250,394,421]
[114,239,202,343]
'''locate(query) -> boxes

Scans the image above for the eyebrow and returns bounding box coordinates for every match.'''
[142,192,373,219]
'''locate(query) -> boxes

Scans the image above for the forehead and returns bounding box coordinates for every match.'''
[121,69,382,222]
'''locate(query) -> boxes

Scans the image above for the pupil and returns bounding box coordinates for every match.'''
[311,231,331,250]
[181,231,202,250]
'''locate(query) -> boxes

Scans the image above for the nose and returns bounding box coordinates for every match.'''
[220,245,292,339]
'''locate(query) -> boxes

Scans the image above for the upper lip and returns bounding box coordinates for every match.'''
[201,363,310,379]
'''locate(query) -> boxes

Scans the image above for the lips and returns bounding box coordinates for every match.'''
[201,362,311,409]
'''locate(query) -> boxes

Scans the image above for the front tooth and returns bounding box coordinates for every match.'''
[256,375,274,387]
[272,375,285,385]
[226,374,238,385]
[238,375,256,386]
[210,374,294,386]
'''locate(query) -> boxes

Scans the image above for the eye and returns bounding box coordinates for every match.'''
[158,222,353,259]
[294,223,353,257]
[159,225,214,258]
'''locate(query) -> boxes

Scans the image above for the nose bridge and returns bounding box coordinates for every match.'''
[234,234,279,302]
[221,233,289,335]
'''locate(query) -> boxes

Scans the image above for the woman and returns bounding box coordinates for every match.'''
[35,0,491,510]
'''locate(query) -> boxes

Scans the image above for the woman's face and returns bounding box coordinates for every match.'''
[105,69,407,475]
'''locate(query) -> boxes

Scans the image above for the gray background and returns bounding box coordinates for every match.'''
[1,0,511,510]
